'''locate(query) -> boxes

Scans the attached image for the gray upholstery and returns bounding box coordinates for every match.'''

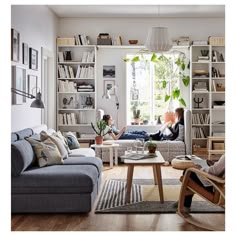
[184,109,191,155]
[11,140,36,176]
[11,125,102,213]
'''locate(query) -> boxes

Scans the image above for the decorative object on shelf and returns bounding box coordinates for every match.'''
[27,75,38,96]
[128,40,138,45]
[103,65,115,78]
[85,95,93,106]
[11,66,26,104]
[102,81,119,110]
[60,94,75,109]
[64,50,72,61]
[193,97,204,108]
[91,120,110,145]
[146,138,157,154]
[22,43,28,65]
[11,28,20,62]
[97,33,112,45]
[200,50,209,57]
[29,47,38,70]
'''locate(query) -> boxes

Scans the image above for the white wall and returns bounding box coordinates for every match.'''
[11,5,58,132]
[58,17,224,128]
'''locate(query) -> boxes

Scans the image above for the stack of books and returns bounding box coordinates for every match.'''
[193,81,208,92]
[197,56,209,63]
[192,40,208,45]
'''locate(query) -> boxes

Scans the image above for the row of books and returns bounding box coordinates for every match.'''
[58,113,77,125]
[74,34,90,45]
[81,51,95,63]
[58,65,75,78]
[212,50,224,62]
[192,127,207,138]
[75,65,94,78]
[58,80,77,92]
[192,113,210,124]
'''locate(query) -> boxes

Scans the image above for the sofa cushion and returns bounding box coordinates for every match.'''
[15,128,33,140]
[11,133,18,142]
[69,148,95,157]
[12,157,103,194]
[11,140,36,176]
[175,124,184,141]
[26,137,64,167]
[64,132,80,150]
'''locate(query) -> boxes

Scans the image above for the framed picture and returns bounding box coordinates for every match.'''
[28,75,38,96]
[11,28,20,62]
[104,80,115,95]
[103,65,115,78]
[59,94,76,109]
[22,43,28,65]
[29,48,38,70]
[12,66,26,105]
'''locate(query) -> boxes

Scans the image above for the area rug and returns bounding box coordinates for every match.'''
[95,179,224,214]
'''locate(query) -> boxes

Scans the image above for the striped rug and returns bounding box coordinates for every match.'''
[95,179,225,214]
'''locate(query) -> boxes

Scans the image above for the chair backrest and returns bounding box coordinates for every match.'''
[184,109,191,155]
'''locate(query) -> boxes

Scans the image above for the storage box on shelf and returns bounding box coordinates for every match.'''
[190,43,225,158]
[207,136,225,160]
[57,41,97,143]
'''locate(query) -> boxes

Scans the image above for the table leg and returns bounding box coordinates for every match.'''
[114,147,118,165]
[109,147,113,168]
[154,164,164,203]
[125,165,134,203]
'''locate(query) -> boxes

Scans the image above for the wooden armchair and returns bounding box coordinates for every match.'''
[177,167,225,231]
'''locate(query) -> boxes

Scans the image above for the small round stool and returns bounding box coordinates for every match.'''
[171,156,195,170]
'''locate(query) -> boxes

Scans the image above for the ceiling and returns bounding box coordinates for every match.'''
[48,5,225,18]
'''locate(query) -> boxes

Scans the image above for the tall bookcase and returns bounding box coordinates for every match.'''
[190,45,225,158]
[56,44,97,142]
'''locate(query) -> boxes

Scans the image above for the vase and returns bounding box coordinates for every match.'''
[133,118,140,125]
[95,136,103,145]
[148,146,157,154]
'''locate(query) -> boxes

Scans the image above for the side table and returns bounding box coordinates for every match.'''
[91,143,120,168]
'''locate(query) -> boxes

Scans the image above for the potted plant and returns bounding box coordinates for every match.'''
[91,120,110,144]
[133,108,141,124]
[146,138,157,154]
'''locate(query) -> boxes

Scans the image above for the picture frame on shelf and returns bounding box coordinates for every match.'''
[22,43,28,65]
[28,75,38,96]
[104,80,115,95]
[29,48,38,70]
[12,66,26,105]
[11,28,20,62]
[103,65,115,78]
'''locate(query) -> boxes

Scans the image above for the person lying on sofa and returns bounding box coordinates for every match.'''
[150,107,184,141]
[102,114,149,141]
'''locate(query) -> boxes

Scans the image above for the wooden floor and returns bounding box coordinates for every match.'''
[11,164,225,231]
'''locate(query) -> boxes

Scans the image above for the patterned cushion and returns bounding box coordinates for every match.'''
[175,124,184,141]
[26,137,64,167]
[63,132,80,150]
[56,130,72,154]
[40,131,69,159]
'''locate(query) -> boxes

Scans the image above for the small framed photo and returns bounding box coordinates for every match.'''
[104,80,115,95]
[11,28,20,62]
[29,48,38,70]
[103,65,115,78]
[22,43,28,65]
[28,75,38,96]
[12,66,26,105]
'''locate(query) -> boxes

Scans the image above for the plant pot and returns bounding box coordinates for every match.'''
[148,146,157,153]
[164,111,175,124]
[133,118,140,124]
[95,136,103,145]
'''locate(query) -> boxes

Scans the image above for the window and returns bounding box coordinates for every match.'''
[126,51,189,125]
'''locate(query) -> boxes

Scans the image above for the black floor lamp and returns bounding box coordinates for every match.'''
[11,88,45,108]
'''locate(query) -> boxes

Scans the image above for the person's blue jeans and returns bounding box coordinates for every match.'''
[119,130,149,141]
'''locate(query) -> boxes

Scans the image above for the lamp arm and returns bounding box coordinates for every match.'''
[11,88,35,99]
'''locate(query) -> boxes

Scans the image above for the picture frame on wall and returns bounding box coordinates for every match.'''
[11,28,20,62]
[104,80,115,95]
[29,47,38,70]
[103,65,115,78]
[28,75,38,96]
[22,43,29,65]
[12,66,26,105]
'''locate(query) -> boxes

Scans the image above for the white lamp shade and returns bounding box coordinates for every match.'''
[145,27,172,52]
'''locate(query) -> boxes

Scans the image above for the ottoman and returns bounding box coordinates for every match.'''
[171,156,196,170]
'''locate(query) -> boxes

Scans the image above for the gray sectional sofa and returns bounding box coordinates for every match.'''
[11,125,103,213]
[96,109,191,163]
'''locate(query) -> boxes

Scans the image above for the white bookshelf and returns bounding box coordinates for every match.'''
[190,45,225,158]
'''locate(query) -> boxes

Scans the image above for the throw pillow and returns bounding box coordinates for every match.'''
[40,131,69,159]
[175,124,184,141]
[56,130,72,154]
[26,137,63,167]
[63,132,80,150]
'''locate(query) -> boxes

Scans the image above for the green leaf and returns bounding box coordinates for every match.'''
[181,63,185,70]
[178,98,186,107]
[123,58,130,62]
[162,80,167,88]
[164,95,171,102]
[172,89,180,99]
[175,58,181,66]
[182,76,190,86]
[151,53,158,62]
[132,56,140,62]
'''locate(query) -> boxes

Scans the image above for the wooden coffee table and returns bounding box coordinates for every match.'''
[122,151,165,203]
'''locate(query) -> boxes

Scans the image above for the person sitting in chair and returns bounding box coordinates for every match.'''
[102,114,149,141]
[150,107,184,141]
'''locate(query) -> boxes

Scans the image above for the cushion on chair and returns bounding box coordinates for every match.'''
[175,124,184,141]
